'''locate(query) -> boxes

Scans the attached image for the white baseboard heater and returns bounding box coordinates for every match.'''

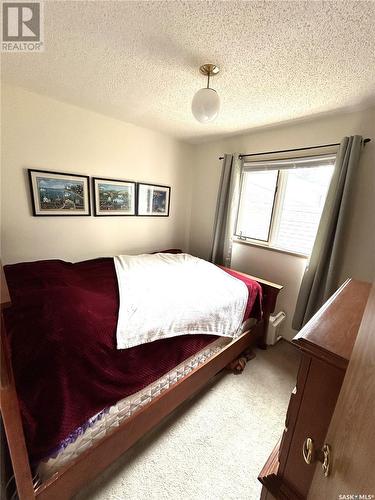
[266,311,286,345]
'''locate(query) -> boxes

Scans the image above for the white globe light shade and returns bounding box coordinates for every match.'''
[191,88,220,123]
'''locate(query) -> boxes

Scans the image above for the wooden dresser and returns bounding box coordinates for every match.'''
[258,278,371,500]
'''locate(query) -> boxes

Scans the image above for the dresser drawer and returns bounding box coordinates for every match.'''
[278,355,309,466]
[282,355,344,497]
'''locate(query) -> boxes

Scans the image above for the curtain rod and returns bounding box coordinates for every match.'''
[218,138,371,160]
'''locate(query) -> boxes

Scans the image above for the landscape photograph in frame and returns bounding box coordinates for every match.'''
[93,177,136,216]
[137,183,170,216]
[28,169,91,216]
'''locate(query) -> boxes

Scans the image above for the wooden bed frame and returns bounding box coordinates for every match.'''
[0,268,282,499]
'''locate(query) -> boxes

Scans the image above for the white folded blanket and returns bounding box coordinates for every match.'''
[114,253,248,349]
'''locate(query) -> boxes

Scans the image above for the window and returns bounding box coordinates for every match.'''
[235,154,335,256]
[236,170,278,241]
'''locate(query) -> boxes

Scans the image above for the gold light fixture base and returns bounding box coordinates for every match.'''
[199,64,220,76]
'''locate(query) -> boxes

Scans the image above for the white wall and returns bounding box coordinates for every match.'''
[1,86,193,265]
[189,107,375,340]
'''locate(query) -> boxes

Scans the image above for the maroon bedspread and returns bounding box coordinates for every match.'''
[3,257,262,463]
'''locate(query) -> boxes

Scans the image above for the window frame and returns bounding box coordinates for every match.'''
[235,169,280,244]
[234,159,335,257]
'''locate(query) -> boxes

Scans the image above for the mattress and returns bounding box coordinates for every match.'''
[36,334,236,480]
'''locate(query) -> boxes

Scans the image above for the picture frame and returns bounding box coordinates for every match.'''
[93,177,136,216]
[28,169,91,216]
[137,183,170,217]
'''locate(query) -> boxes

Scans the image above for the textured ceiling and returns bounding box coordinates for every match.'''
[2,1,375,143]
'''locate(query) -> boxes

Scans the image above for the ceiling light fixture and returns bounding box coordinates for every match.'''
[192,64,220,123]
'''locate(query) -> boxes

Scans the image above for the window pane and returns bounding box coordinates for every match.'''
[274,166,334,255]
[236,170,278,241]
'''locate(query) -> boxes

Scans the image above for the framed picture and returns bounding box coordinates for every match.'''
[28,169,91,216]
[93,177,136,216]
[137,183,170,216]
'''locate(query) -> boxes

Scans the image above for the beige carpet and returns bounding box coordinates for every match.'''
[76,340,300,500]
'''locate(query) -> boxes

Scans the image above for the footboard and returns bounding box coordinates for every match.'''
[221,267,283,349]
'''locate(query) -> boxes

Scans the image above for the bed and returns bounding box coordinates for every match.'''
[0,252,282,499]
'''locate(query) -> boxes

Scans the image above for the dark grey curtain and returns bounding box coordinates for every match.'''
[210,154,241,266]
[292,135,363,330]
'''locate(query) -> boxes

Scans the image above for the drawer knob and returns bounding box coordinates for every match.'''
[302,437,314,464]
[302,437,331,477]
[321,444,331,477]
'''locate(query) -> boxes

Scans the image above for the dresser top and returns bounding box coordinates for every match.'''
[293,279,371,370]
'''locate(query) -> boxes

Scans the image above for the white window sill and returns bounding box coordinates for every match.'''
[233,237,309,259]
